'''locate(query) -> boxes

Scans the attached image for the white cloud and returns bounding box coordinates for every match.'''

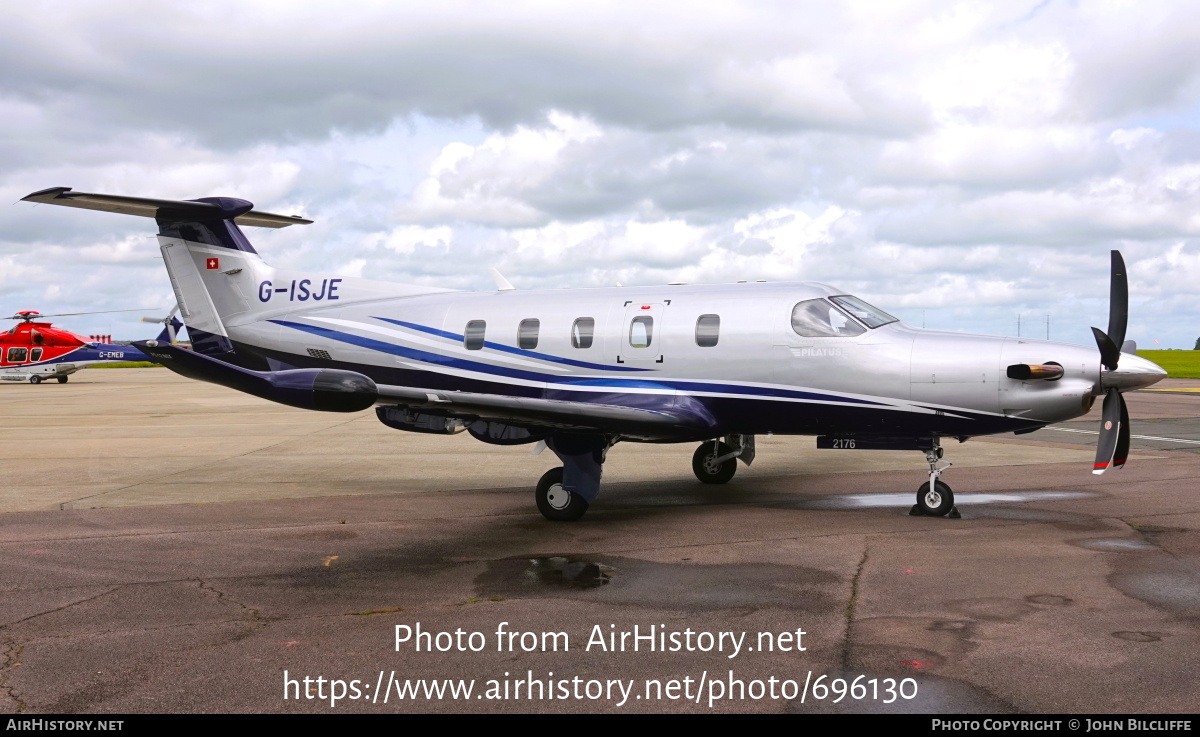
[2,1,1200,347]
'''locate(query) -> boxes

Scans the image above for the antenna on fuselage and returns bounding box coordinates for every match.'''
[488,268,515,292]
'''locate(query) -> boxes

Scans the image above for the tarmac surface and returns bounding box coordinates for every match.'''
[1,368,1198,714]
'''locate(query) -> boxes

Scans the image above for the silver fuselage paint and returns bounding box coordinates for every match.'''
[171,241,1140,440]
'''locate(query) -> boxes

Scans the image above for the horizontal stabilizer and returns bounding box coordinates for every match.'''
[22,187,312,228]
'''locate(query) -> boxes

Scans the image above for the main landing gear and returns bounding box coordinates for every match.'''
[910,439,960,518]
[691,435,755,484]
[533,433,758,521]
[534,434,612,522]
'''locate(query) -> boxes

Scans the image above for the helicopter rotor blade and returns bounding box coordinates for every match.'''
[7,308,158,321]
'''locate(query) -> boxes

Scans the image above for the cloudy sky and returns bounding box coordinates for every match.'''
[3,0,1199,348]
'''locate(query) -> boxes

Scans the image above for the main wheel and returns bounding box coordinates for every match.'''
[692,442,737,484]
[56,375,68,384]
[29,375,42,385]
[916,480,954,517]
[535,467,589,521]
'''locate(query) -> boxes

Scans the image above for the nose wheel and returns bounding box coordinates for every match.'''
[915,480,954,516]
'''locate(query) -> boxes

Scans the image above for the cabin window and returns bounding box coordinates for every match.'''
[518,319,540,350]
[7,347,28,362]
[464,320,486,350]
[791,299,865,338]
[30,348,43,362]
[629,316,654,348]
[572,318,595,349]
[695,314,720,347]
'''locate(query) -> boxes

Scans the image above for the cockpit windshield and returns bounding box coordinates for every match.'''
[829,295,898,329]
[791,299,866,337]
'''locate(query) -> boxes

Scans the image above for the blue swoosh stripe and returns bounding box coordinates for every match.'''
[559,378,887,406]
[272,320,887,406]
[372,317,648,372]
[273,320,570,384]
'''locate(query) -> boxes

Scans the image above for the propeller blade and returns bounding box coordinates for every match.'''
[140,317,160,323]
[1092,327,1120,372]
[1108,250,1128,351]
[1113,391,1130,469]
[1093,389,1122,474]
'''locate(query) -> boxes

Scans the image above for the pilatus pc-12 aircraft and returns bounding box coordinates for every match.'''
[23,187,1167,520]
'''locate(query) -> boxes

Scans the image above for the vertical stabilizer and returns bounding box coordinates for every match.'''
[22,187,457,356]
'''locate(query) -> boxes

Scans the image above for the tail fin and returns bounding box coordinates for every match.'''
[24,187,452,357]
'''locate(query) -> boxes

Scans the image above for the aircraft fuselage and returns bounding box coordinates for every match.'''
[213,277,1130,441]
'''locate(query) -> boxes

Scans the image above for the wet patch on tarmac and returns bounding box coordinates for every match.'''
[475,555,841,612]
[521,556,615,589]
[1074,538,1157,552]
[1108,568,1200,618]
[794,490,1096,511]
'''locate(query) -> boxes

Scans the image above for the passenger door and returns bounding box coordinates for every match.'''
[616,301,668,365]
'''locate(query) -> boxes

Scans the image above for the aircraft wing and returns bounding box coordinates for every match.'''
[132,338,715,438]
[375,384,716,437]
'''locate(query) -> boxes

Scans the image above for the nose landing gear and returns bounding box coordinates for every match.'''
[910,440,960,518]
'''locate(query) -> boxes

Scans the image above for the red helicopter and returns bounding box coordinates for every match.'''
[0,309,176,384]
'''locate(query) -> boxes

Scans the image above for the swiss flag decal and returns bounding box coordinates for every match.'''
[206,258,219,270]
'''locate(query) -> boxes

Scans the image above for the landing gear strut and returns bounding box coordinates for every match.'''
[910,438,959,517]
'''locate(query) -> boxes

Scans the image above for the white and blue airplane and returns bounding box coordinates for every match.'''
[23,187,1167,520]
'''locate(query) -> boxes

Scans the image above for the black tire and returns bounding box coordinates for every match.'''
[535,467,589,521]
[692,442,737,484]
[57,375,68,384]
[28,375,42,385]
[916,480,954,517]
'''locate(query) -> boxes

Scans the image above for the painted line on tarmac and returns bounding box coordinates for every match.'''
[1137,388,1200,396]
[1045,426,1200,445]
